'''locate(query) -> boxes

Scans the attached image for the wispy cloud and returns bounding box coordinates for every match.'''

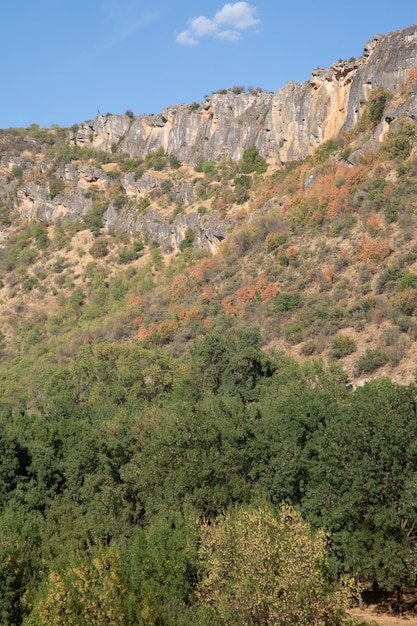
[99,12,160,51]
[79,3,161,59]
[176,2,259,47]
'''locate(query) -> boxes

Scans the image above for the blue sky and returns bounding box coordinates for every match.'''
[1,1,416,129]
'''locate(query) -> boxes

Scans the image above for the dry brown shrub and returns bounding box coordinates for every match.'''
[177,306,202,322]
[358,235,391,263]
[222,295,235,316]
[286,246,298,261]
[403,64,417,89]
[309,208,324,226]
[235,284,258,311]
[260,282,279,302]
[366,211,382,233]
[203,316,212,328]
[345,164,369,187]
[326,267,334,284]
[201,287,215,302]
[137,322,157,341]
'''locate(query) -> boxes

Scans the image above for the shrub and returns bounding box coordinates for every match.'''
[284,322,303,343]
[383,203,398,223]
[137,197,151,212]
[121,157,138,172]
[380,118,417,161]
[356,349,388,375]
[241,146,268,174]
[179,228,195,252]
[357,89,392,130]
[358,235,391,263]
[268,292,301,313]
[30,222,49,249]
[89,239,109,258]
[330,335,357,359]
[234,174,251,189]
[265,232,287,252]
[394,290,417,316]
[113,194,126,212]
[145,148,166,171]
[22,276,39,292]
[150,245,164,270]
[300,340,320,356]
[314,139,339,163]
[118,241,144,264]
[195,160,217,175]
[399,270,417,290]
[48,178,65,199]
[84,203,107,233]
[169,154,181,169]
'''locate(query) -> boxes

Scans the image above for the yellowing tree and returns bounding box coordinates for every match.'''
[26,547,127,626]
[197,504,349,626]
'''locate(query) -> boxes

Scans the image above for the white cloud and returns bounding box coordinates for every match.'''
[176,2,259,46]
[214,2,259,30]
[190,16,218,37]
[176,30,198,47]
[215,29,242,42]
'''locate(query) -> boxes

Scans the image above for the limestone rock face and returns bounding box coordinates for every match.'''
[17,183,92,222]
[103,204,234,253]
[72,24,417,165]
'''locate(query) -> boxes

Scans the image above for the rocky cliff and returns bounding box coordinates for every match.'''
[6,23,417,254]
[72,24,417,165]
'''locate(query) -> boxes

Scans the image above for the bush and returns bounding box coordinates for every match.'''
[268,292,301,313]
[314,139,339,163]
[356,349,388,375]
[357,89,392,130]
[84,203,107,233]
[169,154,181,169]
[330,335,357,359]
[179,228,195,252]
[48,178,65,199]
[118,241,144,264]
[89,239,109,258]
[137,197,151,212]
[22,276,39,292]
[241,146,268,174]
[383,203,398,223]
[284,322,303,343]
[145,148,167,171]
[30,222,49,249]
[195,160,217,175]
[380,118,417,161]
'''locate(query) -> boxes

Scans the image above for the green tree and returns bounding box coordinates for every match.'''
[304,378,417,604]
[124,512,200,624]
[241,146,268,174]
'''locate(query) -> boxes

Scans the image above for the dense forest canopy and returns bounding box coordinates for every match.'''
[0,332,417,624]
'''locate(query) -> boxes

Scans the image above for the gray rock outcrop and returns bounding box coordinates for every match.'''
[71,24,417,165]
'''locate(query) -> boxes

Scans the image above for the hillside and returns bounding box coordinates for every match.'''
[1,22,417,626]
[1,26,417,396]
